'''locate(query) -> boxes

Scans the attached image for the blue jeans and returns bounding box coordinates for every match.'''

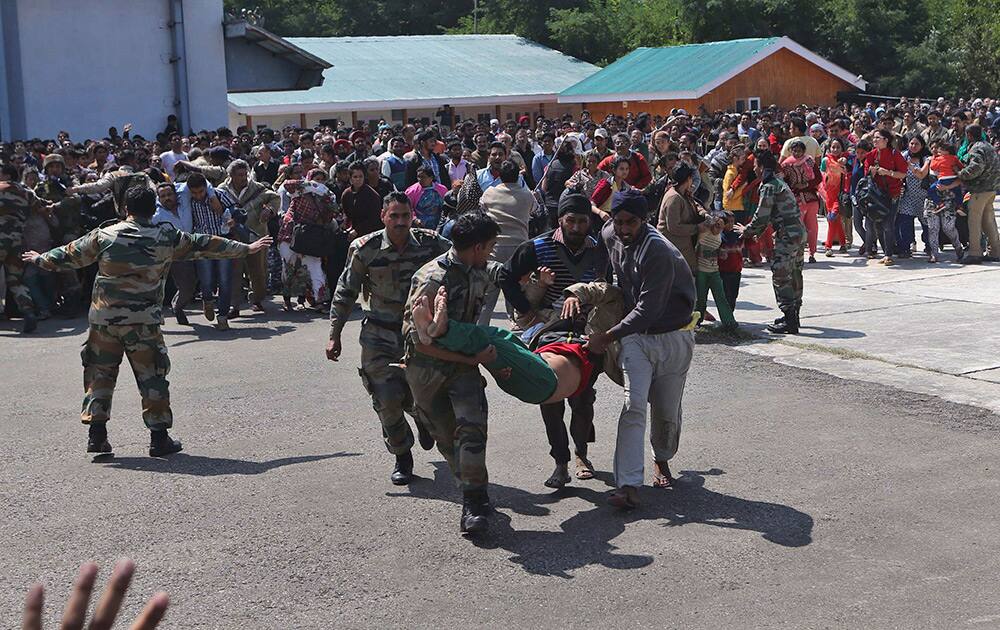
[195,259,233,315]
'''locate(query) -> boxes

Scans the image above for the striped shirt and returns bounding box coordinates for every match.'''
[190,195,230,236]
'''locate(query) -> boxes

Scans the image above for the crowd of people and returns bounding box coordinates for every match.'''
[5,95,1000,531]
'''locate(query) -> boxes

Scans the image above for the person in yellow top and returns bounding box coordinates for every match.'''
[721,145,748,214]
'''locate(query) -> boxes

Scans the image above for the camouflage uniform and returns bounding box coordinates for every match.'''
[402,250,502,499]
[34,218,250,429]
[330,228,451,454]
[72,168,154,218]
[35,175,84,304]
[746,176,806,311]
[0,182,47,318]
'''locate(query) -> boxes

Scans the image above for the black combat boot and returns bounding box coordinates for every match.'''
[149,429,183,457]
[390,451,414,485]
[21,314,37,334]
[415,420,435,451]
[87,422,112,455]
[460,493,490,534]
[767,308,799,334]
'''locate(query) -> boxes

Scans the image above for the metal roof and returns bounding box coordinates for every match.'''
[228,35,600,115]
[559,37,866,103]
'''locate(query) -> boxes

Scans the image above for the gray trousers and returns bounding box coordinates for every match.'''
[169,261,197,310]
[613,329,695,488]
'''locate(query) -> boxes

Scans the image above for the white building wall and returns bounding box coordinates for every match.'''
[15,0,226,140]
[18,0,175,139]
[182,0,227,133]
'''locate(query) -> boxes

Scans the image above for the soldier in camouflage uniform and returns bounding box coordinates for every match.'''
[326,191,451,485]
[68,150,154,218]
[22,187,272,457]
[402,212,502,534]
[738,150,806,334]
[0,163,57,333]
[35,154,84,316]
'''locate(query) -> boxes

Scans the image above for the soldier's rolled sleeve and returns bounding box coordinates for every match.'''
[36,229,101,271]
[72,173,115,196]
[746,187,775,237]
[329,242,365,339]
[173,231,251,260]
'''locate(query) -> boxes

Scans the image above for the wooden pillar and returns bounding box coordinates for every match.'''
[351,111,358,129]
[401,109,408,124]
[299,113,307,128]
[494,104,501,120]
[538,102,546,119]
[244,115,252,130]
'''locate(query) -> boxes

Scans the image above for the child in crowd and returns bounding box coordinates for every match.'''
[927,143,965,215]
[695,214,737,330]
[718,212,744,315]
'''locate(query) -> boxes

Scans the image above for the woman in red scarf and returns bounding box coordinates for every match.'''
[781,141,822,263]
[863,129,908,266]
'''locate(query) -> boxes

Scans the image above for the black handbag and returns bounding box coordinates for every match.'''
[290,223,333,257]
[855,176,891,220]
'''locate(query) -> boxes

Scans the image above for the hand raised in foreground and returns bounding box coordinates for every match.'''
[22,559,168,630]
[247,236,273,254]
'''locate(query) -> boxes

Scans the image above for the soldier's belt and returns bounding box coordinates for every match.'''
[363,317,403,332]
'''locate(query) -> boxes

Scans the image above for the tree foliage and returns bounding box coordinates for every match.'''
[225,0,1000,96]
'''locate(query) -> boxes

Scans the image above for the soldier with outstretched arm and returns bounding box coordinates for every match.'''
[22,186,272,457]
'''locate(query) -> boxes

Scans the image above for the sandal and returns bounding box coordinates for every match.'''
[652,460,674,489]
[544,464,571,489]
[574,455,595,480]
[607,486,639,509]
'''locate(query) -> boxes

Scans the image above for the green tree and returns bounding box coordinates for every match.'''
[548,0,689,65]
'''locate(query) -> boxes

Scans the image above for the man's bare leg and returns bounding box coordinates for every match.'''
[427,286,449,338]
[411,295,435,346]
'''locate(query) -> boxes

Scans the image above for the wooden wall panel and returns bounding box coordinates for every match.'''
[572,47,857,121]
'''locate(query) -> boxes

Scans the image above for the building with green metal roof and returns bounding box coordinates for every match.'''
[558,37,866,119]
[227,34,600,130]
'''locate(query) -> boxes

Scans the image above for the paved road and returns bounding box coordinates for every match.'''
[3,307,1000,628]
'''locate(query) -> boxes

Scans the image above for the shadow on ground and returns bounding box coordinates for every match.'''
[390,462,813,578]
[100,452,358,476]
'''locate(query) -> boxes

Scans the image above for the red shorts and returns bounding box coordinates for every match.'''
[535,341,595,399]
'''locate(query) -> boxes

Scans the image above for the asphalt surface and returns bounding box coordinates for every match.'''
[3,305,1000,629]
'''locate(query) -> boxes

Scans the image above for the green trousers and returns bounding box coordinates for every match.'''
[435,320,558,404]
[696,270,736,326]
[81,324,172,429]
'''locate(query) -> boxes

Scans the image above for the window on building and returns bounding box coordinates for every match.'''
[391,109,405,122]
[736,97,762,113]
[318,118,338,128]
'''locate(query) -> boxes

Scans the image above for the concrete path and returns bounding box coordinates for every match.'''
[721,202,1000,413]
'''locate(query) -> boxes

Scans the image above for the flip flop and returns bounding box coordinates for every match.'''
[575,455,595,480]
[652,461,674,489]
